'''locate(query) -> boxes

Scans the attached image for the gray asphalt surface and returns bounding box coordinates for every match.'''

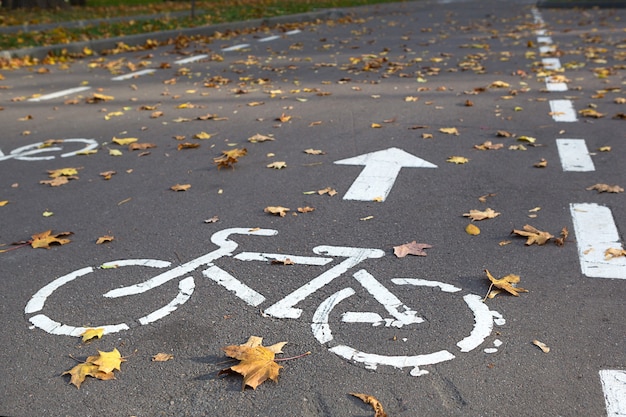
[1,0,625,416]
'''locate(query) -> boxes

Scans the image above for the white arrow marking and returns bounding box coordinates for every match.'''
[334,147,437,201]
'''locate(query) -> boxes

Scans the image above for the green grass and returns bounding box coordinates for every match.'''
[0,0,406,50]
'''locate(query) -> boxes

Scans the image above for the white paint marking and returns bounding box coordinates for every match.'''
[221,43,250,52]
[537,36,553,44]
[556,139,595,172]
[542,57,562,69]
[392,278,461,293]
[600,370,626,416]
[258,35,280,42]
[111,69,156,81]
[174,54,208,64]
[570,203,626,279]
[27,86,91,102]
[539,45,556,54]
[285,29,301,35]
[28,314,129,337]
[202,265,266,306]
[535,29,547,35]
[234,252,333,266]
[334,147,437,201]
[456,294,503,352]
[264,246,385,319]
[550,99,578,122]
[546,82,568,92]
[0,138,98,162]
[312,287,353,344]
[25,266,94,314]
[138,277,195,325]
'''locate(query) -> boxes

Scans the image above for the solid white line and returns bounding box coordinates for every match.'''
[550,99,578,122]
[570,203,626,279]
[600,370,626,416]
[27,86,91,102]
[556,139,595,172]
[111,69,156,81]
[542,57,562,69]
[174,54,208,64]
[222,43,250,51]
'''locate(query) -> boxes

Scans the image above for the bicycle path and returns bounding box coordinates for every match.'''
[1,0,625,416]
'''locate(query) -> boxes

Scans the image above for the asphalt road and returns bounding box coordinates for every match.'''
[1,0,625,416]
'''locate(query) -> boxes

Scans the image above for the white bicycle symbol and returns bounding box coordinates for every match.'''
[0,138,98,161]
[25,228,505,376]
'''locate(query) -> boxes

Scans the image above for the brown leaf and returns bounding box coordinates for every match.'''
[317,187,337,196]
[554,227,568,247]
[100,170,116,180]
[605,247,626,259]
[267,161,287,169]
[152,353,174,362]
[297,206,315,213]
[248,133,274,143]
[264,206,290,217]
[171,184,191,191]
[128,142,157,151]
[586,183,624,193]
[40,176,72,186]
[304,148,325,155]
[463,208,500,221]
[393,241,432,258]
[221,336,285,390]
[474,141,503,150]
[532,339,550,353]
[30,230,73,249]
[512,225,553,245]
[351,393,388,417]
[96,235,114,244]
[533,158,548,168]
[214,148,247,170]
[484,269,528,298]
[177,143,200,150]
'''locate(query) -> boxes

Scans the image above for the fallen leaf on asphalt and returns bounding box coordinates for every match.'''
[100,170,116,180]
[554,227,568,247]
[463,208,500,221]
[40,176,72,186]
[112,137,138,146]
[512,225,554,245]
[465,223,481,235]
[0,200,8,206]
[96,235,114,244]
[605,248,626,259]
[393,241,432,257]
[586,183,624,193]
[598,146,611,152]
[350,393,388,417]
[152,353,174,362]
[267,161,287,169]
[446,156,469,164]
[264,206,290,217]
[64,348,125,389]
[177,143,200,150]
[171,184,191,191]
[496,130,513,137]
[30,230,73,249]
[277,112,291,122]
[214,148,247,170]
[80,328,104,343]
[297,207,315,213]
[478,193,497,203]
[86,93,114,103]
[204,216,219,223]
[129,142,157,151]
[533,158,548,168]
[109,149,123,156]
[371,123,382,128]
[248,133,274,143]
[271,258,295,265]
[318,187,337,196]
[578,108,605,118]
[47,167,80,178]
[474,141,503,150]
[193,131,214,140]
[532,340,550,353]
[489,80,510,88]
[517,136,536,143]
[304,148,325,155]
[484,269,528,298]
[220,336,286,390]
[439,127,459,135]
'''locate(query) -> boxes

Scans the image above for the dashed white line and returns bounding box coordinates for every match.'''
[27,86,91,102]
[221,43,250,52]
[258,35,281,42]
[600,370,626,416]
[570,203,626,279]
[542,57,562,70]
[111,69,156,81]
[556,139,595,172]
[550,99,578,122]
[537,36,553,44]
[174,54,208,65]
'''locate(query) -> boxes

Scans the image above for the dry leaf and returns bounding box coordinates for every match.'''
[318,187,337,196]
[304,148,325,155]
[47,167,80,178]
[214,148,247,170]
[267,161,287,169]
[496,130,513,137]
[194,131,214,140]
[532,340,550,353]
[80,328,104,343]
[533,158,548,168]
[220,336,286,390]
[30,230,73,249]
[100,170,116,180]
[152,353,174,362]
[297,207,315,213]
[371,123,382,128]
[204,216,219,223]
[264,206,290,217]
[463,208,500,221]
[586,184,624,193]
[96,235,114,244]
[171,184,191,191]
[579,108,605,118]
[517,136,536,143]
[512,225,554,245]
[178,143,200,150]
[554,227,568,247]
[129,143,157,151]
[248,133,274,143]
[605,248,626,259]
[64,348,125,389]
[465,223,481,235]
[474,141,503,150]
[351,393,388,417]
[447,156,469,164]
[484,269,528,298]
[489,80,510,88]
[439,127,459,135]
[112,137,138,146]
[40,176,72,186]
[393,241,432,257]
[478,193,496,203]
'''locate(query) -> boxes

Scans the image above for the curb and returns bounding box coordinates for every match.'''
[537,0,626,7]
[0,8,346,60]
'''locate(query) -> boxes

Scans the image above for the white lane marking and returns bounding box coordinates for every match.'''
[334,147,437,202]
[570,203,626,279]
[542,57,562,69]
[111,69,156,81]
[0,138,98,162]
[233,252,333,265]
[285,29,301,35]
[531,8,545,25]
[550,99,578,122]
[600,370,626,416]
[221,43,250,52]
[202,265,266,306]
[546,82,568,92]
[556,139,595,172]
[138,277,195,325]
[537,36,553,44]
[27,86,91,102]
[258,35,281,42]
[540,45,556,54]
[174,54,208,64]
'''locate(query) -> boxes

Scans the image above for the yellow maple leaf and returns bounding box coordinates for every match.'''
[81,328,104,342]
[96,235,114,244]
[221,336,286,390]
[447,156,469,164]
[47,167,80,178]
[112,137,138,146]
[88,348,125,374]
[30,230,73,249]
[484,269,528,298]
[512,224,554,245]
[63,363,101,389]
